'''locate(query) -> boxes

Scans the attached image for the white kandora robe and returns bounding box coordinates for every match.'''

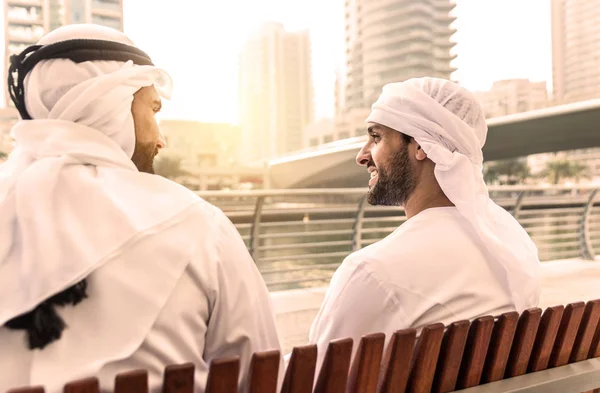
[0,24,282,393]
[309,78,541,372]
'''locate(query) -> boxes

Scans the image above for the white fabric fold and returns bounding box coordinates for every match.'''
[0,24,200,327]
[366,78,541,312]
[31,203,201,389]
[24,58,171,158]
[0,118,200,325]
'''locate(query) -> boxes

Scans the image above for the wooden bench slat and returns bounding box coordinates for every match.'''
[589,321,600,359]
[588,299,600,359]
[406,323,445,393]
[249,350,280,393]
[431,320,470,393]
[456,316,495,389]
[115,370,148,393]
[13,300,600,393]
[505,308,542,378]
[549,302,585,368]
[281,345,317,393]
[481,312,519,383]
[348,333,386,393]
[314,338,353,393]
[162,363,195,393]
[571,299,600,363]
[64,378,99,393]
[377,329,417,393]
[206,357,240,393]
[528,305,564,373]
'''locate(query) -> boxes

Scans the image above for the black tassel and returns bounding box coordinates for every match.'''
[4,279,88,350]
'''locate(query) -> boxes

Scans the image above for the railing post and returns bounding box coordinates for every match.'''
[249,196,265,263]
[352,195,368,251]
[581,189,598,261]
[512,191,526,219]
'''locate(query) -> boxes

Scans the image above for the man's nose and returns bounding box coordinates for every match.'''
[356,145,371,166]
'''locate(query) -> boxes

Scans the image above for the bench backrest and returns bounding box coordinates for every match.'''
[7,299,600,393]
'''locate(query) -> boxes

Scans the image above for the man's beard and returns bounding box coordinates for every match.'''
[131,141,158,174]
[367,143,416,206]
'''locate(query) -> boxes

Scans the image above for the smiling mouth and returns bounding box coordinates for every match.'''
[368,168,378,187]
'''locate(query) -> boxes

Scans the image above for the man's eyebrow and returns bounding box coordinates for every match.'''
[368,125,382,134]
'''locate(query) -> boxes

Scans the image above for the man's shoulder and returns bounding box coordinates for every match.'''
[165,194,233,236]
[382,210,473,249]
[332,250,382,288]
[187,196,225,217]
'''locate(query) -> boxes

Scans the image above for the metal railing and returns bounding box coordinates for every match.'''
[196,185,600,291]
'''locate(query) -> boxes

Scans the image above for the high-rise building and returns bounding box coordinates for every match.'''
[304,119,335,148]
[239,22,314,163]
[334,69,343,117]
[3,0,124,107]
[343,0,457,111]
[158,119,265,190]
[159,120,241,169]
[474,79,549,119]
[49,0,123,31]
[4,0,49,107]
[551,0,600,103]
[544,0,600,183]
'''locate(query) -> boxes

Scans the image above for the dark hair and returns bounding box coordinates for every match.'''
[399,132,412,145]
[4,279,88,350]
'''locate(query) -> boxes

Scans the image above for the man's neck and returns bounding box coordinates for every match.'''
[403,187,454,219]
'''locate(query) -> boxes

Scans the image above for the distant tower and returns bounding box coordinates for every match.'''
[343,0,457,111]
[239,22,314,163]
[3,0,124,107]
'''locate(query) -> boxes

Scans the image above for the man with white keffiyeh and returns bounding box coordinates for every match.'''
[308,77,541,372]
[0,24,281,393]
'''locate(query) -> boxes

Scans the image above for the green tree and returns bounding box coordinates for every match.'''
[540,159,590,184]
[483,163,500,185]
[484,158,531,185]
[570,161,591,183]
[154,155,186,180]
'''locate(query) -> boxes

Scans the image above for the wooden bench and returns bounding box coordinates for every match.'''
[7,299,600,393]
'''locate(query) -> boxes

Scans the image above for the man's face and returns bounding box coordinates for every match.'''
[131,85,164,173]
[355,123,417,206]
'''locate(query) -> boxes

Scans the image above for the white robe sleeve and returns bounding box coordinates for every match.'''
[308,261,405,373]
[202,215,283,393]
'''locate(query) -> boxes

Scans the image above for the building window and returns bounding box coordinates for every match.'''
[70,0,86,23]
[92,15,122,30]
[8,5,43,22]
[309,137,319,147]
[92,0,121,10]
[338,131,350,140]
[355,127,364,136]
[323,135,334,144]
[7,24,44,42]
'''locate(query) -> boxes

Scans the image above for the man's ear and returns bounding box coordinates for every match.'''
[415,143,427,161]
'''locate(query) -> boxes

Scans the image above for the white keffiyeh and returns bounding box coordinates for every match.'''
[366,77,541,312]
[0,24,200,325]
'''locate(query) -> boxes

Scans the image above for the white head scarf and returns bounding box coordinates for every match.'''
[366,77,541,313]
[0,24,200,325]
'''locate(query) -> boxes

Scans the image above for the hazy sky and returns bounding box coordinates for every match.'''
[452,0,552,92]
[122,0,552,123]
[2,0,552,123]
